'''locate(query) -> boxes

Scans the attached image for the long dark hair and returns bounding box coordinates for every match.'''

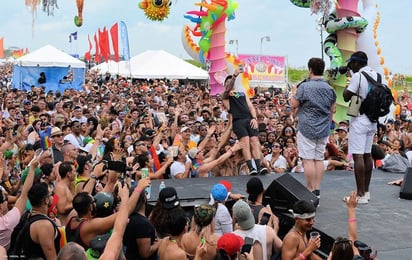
[330,237,354,260]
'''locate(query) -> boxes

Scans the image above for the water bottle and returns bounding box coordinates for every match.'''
[141,168,151,199]
[159,181,166,192]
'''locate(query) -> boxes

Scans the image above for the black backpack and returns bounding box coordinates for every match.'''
[8,211,49,257]
[359,72,393,122]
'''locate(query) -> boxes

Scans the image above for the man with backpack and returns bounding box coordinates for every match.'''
[343,51,391,204]
[11,183,62,259]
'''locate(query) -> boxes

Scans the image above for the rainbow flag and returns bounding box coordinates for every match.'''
[39,126,52,150]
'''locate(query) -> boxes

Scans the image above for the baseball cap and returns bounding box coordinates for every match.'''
[180,126,190,133]
[76,154,92,173]
[23,100,32,105]
[219,180,232,193]
[188,147,199,159]
[246,177,264,203]
[79,143,93,154]
[217,233,244,256]
[94,192,114,218]
[194,204,216,227]
[159,187,180,209]
[86,233,111,260]
[335,126,348,133]
[346,51,368,64]
[211,183,228,202]
[233,200,255,230]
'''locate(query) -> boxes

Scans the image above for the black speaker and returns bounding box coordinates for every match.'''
[400,167,412,200]
[263,173,319,211]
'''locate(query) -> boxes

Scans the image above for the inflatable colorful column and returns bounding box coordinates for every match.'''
[183,0,252,96]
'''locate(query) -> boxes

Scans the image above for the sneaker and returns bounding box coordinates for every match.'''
[249,169,258,175]
[312,190,320,199]
[259,167,268,175]
[358,196,368,204]
[365,192,370,201]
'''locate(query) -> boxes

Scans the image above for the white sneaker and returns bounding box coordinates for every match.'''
[358,196,368,204]
[365,192,370,201]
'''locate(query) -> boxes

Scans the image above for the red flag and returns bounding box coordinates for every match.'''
[103,27,110,61]
[110,23,119,62]
[84,34,92,61]
[0,37,4,59]
[98,27,110,62]
[94,32,100,63]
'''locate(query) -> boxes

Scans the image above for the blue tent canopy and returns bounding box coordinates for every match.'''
[12,45,85,92]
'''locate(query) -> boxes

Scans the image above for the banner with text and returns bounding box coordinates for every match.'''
[237,54,286,88]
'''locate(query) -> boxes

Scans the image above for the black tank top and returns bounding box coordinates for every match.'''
[249,203,265,224]
[229,93,251,120]
[65,216,89,250]
[22,214,61,259]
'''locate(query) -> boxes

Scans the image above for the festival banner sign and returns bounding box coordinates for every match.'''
[237,54,286,87]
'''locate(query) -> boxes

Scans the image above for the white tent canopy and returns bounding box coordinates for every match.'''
[14,44,85,68]
[126,50,208,79]
[90,60,123,74]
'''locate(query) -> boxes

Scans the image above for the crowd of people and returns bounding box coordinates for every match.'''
[0,52,410,259]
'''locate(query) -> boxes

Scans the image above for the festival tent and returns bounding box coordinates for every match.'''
[12,45,86,92]
[126,50,209,79]
[90,60,128,75]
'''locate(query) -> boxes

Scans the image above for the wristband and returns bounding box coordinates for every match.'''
[299,253,306,260]
[90,175,98,180]
[252,117,257,120]
[348,218,357,223]
[135,187,143,193]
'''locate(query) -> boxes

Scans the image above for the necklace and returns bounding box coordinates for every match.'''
[292,226,307,247]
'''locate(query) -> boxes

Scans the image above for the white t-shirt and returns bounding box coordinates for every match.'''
[264,154,287,170]
[213,203,232,236]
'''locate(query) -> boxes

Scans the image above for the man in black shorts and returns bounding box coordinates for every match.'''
[222,70,267,175]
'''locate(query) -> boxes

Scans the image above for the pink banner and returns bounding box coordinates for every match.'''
[238,54,286,86]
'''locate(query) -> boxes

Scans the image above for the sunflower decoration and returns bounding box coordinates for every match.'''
[139,0,173,21]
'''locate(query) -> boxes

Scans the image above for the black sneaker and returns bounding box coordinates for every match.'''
[259,167,268,175]
[249,169,258,175]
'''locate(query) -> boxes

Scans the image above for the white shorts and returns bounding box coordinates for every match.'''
[348,117,376,154]
[297,132,328,161]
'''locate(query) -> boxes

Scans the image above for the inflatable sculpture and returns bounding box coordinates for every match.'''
[183,0,253,96]
[292,0,389,121]
[138,0,173,21]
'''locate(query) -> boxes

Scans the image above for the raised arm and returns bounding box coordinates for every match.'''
[345,191,360,255]
[100,182,130,260]
[14,153,40,214]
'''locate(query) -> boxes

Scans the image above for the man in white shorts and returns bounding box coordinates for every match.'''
[291,57,336,199]
[343,51,379,204]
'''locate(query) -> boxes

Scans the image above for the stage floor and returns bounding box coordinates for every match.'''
[294,169,412,260]
[148,169,411,259]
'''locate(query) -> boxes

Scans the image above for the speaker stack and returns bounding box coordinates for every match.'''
[400,167,412,200]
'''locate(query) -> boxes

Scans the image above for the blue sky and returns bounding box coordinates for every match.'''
[1,0,411,74]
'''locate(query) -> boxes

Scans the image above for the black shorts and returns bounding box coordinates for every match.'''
[233,118,259,139]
